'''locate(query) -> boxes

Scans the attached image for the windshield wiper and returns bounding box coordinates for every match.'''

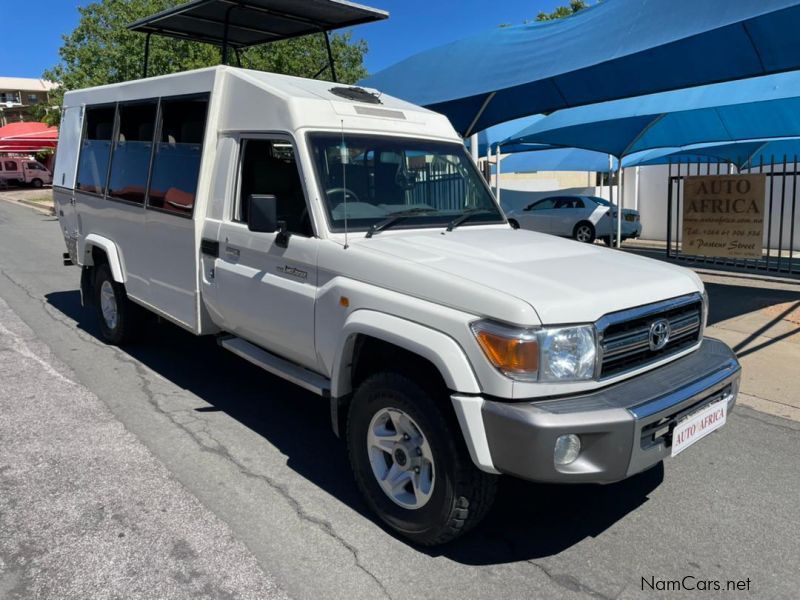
[446,208,493,232]
[365,208,438,238]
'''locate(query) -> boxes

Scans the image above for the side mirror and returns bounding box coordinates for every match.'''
[248,194,290,248]
[248,194,278,233]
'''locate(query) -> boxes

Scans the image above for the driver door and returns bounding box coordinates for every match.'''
[214,136,320,370]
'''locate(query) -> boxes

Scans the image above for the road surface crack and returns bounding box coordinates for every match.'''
[526,560,622,600]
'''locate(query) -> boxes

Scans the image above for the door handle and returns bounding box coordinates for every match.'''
[225,245,240,258]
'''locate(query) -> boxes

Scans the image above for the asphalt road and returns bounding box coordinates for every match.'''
[1,199,798,599]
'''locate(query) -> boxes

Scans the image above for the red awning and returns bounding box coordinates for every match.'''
[0,122,58,152]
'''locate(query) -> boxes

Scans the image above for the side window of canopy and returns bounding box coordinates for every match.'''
[147,95,209,216]
[76,105,115,195]
[107,101,157,204]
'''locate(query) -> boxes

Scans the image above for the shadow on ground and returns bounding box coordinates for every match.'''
[705,281,800,326]
[46,288,663,564]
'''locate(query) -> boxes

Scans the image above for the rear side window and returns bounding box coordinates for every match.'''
[77,106,115,195]
[531,198,555,210]
[107,101,157,204]
[147,95,209,216]
[3,160,16,171]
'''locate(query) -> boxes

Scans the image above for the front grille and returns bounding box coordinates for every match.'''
[598,295,703,378]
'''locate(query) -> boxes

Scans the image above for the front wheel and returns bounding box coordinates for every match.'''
[347,372,497,546]
[30,178,43,189]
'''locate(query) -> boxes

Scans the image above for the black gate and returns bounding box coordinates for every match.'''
[666,156,800,275]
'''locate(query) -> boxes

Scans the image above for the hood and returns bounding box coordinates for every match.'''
[350,227,702,325]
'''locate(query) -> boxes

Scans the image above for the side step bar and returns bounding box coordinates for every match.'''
[219,336,331,397]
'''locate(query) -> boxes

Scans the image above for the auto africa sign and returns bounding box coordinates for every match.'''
[682,175,766,259]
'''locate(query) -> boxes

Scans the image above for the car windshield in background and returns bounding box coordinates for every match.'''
[307,133,504,233]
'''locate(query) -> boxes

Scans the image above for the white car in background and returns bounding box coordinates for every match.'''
[507,195,641,245]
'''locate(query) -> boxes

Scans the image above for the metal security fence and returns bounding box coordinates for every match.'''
[666,156,800,275]
[408,161,468,212]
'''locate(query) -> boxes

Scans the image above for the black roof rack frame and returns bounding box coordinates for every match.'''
[129,0,388,82]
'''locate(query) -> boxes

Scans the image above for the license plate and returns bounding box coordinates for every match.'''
[625,214,635,222]
[671,399,727,457]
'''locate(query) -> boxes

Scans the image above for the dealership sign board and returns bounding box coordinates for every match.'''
[682,175,766,259]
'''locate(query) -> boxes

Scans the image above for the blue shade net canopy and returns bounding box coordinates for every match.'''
[494,148,617,174]
[625,138,800,170]
[361,0,800,136]
[502,70,800,159]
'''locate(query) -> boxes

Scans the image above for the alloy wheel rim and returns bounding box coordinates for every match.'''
[577,226,592,242]
[366,407,435,510]
[100,280,118,330]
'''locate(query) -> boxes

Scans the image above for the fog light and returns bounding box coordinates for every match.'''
[554,434,581,466]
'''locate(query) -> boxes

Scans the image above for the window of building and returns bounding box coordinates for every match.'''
[147,95,209,216]
[107,101,157,204]
[27,94,39,105]
[237,138,312,236]
[76,105,116,195]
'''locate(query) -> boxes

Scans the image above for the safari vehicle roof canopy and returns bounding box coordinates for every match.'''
[128,0,388,80]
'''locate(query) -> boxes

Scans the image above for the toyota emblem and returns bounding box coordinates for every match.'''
[649,319,671,351]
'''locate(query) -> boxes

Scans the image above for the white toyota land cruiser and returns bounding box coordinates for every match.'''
[54,66,741,545]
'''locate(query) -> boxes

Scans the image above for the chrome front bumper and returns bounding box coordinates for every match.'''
[478,338,740,483]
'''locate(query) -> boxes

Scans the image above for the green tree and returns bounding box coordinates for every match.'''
[536,0,591,21]
[42,0,368,125]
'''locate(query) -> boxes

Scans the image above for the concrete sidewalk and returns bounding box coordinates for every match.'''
[0,296,289,600]
[702,270,800,422]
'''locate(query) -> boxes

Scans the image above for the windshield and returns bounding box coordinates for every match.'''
[308,133,504,233]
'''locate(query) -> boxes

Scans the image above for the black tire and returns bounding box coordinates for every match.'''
[93,263,140,345]
[508,218,520,230]
[572,221,596,243]
[30,178,43,189]
[347,372,497,546]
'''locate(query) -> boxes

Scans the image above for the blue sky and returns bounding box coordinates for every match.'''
[4,0,565,79]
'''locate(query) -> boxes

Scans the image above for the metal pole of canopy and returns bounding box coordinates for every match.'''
[495,145,502,204]
[221,5,236,65]
[234,48,242,68]
[607,154,613,234]
[470,134,479,162]
[323,31,338,82]
[616,165,624,248]
[634,166,640,212]
[142,32,152,78]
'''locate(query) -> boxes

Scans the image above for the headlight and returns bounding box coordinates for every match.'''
[471,321,596,382]
[539,325,596,382]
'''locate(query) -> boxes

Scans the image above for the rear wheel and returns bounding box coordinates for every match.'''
[94,263,140,345]
[573,221,596,243]
[347,372,497,546]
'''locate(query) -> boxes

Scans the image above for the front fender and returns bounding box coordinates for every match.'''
[80,233,125,283]
[330,309,481,398]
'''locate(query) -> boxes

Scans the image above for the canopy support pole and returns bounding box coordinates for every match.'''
[616,165,624,248]
[495,145,502,204]
[323,31,338,82]
[234,48,242,68]
[634,166,640,211]
[470,134,479,162]
[142,32,152,78]
[464,92,496,138]
[221,5,236,65]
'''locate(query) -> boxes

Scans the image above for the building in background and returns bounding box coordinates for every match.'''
[0,77,57,126]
